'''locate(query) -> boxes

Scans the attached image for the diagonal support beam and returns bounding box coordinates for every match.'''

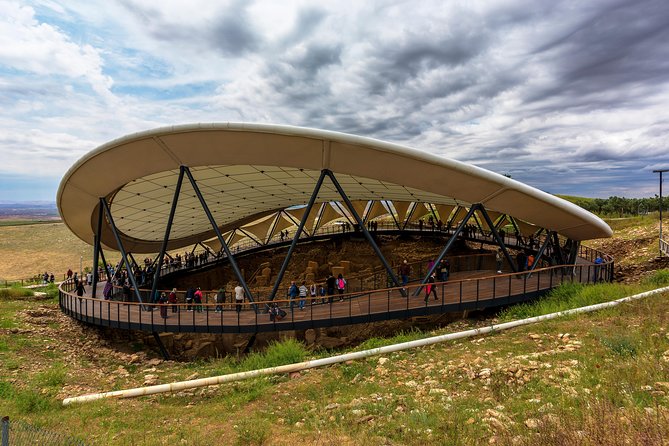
[325,170,402,289]
[149,166,185,306]
[528,231,552,272]
[183,166,256,305]
[478,204,517,273]
[100,198,145,304]
[269,170,328,300]
[413,204,478,296]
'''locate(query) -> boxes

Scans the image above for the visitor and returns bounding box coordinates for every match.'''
[495,249,503,274]
[326,274,336,303]
[298,281,308,310]
[399,260,411,289]
[158,292,168,319]
[215,287,225,312]
[185,287,194,311]
[194,287,203,312]
[336,273,347,299]
[439,259,450,282]
[425,272,437,302]
[234,283,244,313]
[309,282,317,304]
[75,280,86,298]
[168,288,178,313]
[288,280,299,311]
[593,255,603,282]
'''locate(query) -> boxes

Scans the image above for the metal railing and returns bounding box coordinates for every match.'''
[59,247,614,334]
[1,416,86,446]
[661,238,669,257]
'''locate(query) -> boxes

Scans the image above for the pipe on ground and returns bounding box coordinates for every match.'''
[62,285,669,405]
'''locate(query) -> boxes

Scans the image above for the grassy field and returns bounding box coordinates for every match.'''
[0,277,668,444]
[0,222,118,282]
[0,215,668,444]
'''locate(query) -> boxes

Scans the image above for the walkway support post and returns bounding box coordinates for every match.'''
[183,166,256,306]
[325,170,402,290]
[477,204,517,273]
[149,166,185,305]
[100,198,145,304]
[413,204,478,296]
[269,170,327,301]
[91,201,104,299]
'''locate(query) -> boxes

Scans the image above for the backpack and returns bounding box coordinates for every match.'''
[337,278,345,289]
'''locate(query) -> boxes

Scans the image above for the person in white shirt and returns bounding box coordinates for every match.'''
[234,284,244,313]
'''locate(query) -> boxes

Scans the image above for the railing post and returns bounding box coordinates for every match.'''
[2,416,9,446]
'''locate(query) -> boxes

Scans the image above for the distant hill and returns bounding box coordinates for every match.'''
[0,201,59,221]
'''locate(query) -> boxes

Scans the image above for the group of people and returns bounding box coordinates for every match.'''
[286,273,348,311]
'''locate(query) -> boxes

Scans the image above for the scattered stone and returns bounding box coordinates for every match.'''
[143,374,159,385]
[524,419,539,429]
[289,371,301,379]
[478,368,492,379]
[378,357,389,365]
[325,403,340,411]
[528,334,541,340]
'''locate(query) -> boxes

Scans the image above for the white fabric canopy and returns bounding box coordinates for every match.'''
[58,123,611,252]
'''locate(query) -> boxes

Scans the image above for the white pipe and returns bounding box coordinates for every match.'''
[62,285,669,405]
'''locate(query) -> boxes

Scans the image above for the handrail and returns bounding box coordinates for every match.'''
[59,248,615,334]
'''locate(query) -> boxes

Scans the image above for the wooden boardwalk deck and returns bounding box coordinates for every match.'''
[60,263,605,334]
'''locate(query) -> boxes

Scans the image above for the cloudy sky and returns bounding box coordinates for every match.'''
[1,0,668,202]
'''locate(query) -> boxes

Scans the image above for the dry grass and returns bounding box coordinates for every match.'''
[0,222,118,281]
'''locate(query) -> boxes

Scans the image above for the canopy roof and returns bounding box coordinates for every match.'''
[57,123,612,253]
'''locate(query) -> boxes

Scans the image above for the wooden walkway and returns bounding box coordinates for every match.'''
[59,262,608,334]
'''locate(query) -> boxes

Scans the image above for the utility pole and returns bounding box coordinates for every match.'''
[653,169,668,256]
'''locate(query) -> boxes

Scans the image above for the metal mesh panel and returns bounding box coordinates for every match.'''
[2,418,86,446]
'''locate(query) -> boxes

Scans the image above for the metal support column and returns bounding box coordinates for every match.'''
[325,170,402,289]
[100,198,145,304]
[401,202,417,230]
[149,166,185,307]
[183,166,256,304]
[388,201,402,230]
[413,205,478,295]
[98,244,111,282]
[552,232,565,265]
[91,201,104,299]
[269,170,328,300]
[153,331,170,360]
[478,204,518,273]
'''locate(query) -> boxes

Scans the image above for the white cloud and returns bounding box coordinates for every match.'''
[1,0,668,199]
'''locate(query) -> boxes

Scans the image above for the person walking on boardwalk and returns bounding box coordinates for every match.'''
[425,272,438,302]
